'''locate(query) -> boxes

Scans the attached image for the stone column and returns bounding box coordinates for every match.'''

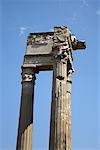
[54,60,68,150]
[16,67,36,150]
[49,44,69,150]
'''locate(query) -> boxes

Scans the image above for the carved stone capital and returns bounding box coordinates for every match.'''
[53,26,74,66]
[22,73,36,82]
[21,68,36,84]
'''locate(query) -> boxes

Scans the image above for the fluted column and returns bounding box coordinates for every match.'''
[16,67,36,150]
[49,43,69,150]
[54,60,68,150]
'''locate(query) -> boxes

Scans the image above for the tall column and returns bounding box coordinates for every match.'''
[54,60,68,150]
[16,67,36,150]
[49,44,69,150]
[49,26,73,150]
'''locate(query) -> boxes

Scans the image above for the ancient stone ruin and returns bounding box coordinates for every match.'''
[16,26,86,150]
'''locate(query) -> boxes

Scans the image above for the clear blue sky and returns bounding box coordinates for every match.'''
[1,0,100,150]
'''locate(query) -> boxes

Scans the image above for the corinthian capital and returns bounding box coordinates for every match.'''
[23,74,33,81]
[22,71,36,84]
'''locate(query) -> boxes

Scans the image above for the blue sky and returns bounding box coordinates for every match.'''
[1,0,100,149]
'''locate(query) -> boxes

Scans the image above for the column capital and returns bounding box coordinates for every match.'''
[21,67,36,84]
[22,73,36,83]
[52,27,73,65]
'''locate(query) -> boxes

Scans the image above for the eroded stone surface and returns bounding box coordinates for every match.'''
[16,26,86,150]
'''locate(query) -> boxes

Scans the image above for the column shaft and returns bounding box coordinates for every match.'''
[55,61,67,150]
[49,61,68,150]
[49,61,72,150]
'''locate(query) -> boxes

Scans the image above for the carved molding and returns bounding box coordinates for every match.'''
[27,34,53,46]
